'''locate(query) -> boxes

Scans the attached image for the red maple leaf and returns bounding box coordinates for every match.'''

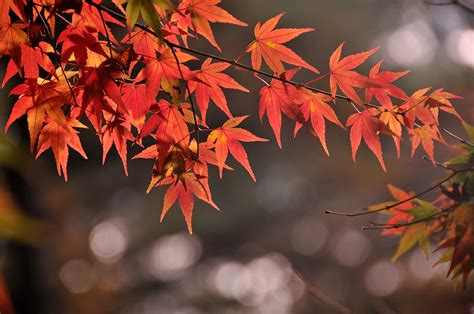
[259,69,303,148]
[160,172,219,234]
[189,58,249,123]
[121,83,151,131]
[365,61,409,109]
[380,184,416,235]
[346,108,387,171]
[329,42,378,104]
[0,22,27,76]
[400,88,436,129]
[101,112,134,175]
[6,79,70,151]
[245,13,317,75]
[294,89,344,155]
[175,0,247,51]
[36,118,88,182]
[426,88,463,121]
[137,46,195,99]
[409,124,445,162]
[207,116,267,181]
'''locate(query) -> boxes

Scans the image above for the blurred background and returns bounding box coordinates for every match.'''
[0,0,474,313]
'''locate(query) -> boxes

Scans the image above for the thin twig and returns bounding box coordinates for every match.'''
[441,128,474,147]
[164,42,201,156]
[363,202,458,230]
[325,168,473,216]
[33,4,80,108]
[97,7,114,58]
[290,265,353,314]
[422,155,457,172]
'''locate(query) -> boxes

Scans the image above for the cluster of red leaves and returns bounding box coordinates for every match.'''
[0,0,470,282]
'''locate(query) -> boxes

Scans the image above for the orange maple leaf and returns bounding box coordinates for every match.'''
[175,0,247,51]
[160,172,219,234]
[329,42,378,104]
[294,89,344,155]
[259,69,303,148]
[347,109,387,171]
[36,118,88,181]
[207,116,267,181]
[365,61,409,109]
[245,13,317,75]
[189,58,249,123]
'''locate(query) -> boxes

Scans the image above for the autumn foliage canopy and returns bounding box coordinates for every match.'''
[1,0,473,286]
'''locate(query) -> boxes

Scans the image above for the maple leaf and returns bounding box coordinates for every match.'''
[329,42,378,104]
[121,83,151,130]
[259,69,304,148]
[101,112,134,175]
[365,61,409,109]
[379,109,404,157]
[245,13,317,75]
[294,89,344,155]
[377,184,416,235]
[36,118,88,182]
[175,0,247,51]
[79,60,128,131]
[0,0,25,25]
[207,116,267,181]
[189,58,249,123]
[400,88,436,129]
[426,88,463,121]
[57,25,108,67]
[3,42,56,86]
[139,100,192,177]
[137,46,195,99]
[409,124,445,162]
[126,0,174,35]
[73,2,125,45]
[346,108,387,171]
[21,43,55,78]
[125,28,161,60]
[160,172,219,234]
[0,22,27,73]
[6,79,71,151]
[392,223,431,262]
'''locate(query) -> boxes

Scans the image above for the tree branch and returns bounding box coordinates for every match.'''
[83,0,473,148]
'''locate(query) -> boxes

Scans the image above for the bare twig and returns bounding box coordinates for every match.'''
[441,128,474,147]
[326,168,473,216]
[363,202,458,230]
[290,265,353,314]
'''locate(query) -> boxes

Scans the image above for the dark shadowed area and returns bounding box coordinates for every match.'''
[0,0,473,313]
